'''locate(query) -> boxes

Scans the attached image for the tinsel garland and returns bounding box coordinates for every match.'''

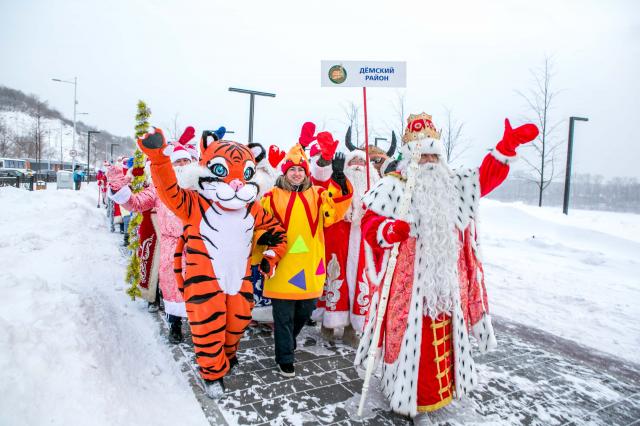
[125,100,151,300]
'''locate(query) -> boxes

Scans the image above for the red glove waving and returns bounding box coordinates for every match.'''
[298,122,317,148]
[495,118,539,157]
[268,145,286,168]
[316,131,339,161]
[178,126,195,144]
[382,219,410,244]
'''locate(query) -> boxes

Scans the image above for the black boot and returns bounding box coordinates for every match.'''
[228,356,238,371]
[168,320,183,344]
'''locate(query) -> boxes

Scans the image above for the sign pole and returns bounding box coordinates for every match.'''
[363,87,371,190]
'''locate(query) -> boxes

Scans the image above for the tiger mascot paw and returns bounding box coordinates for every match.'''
[137,128,168,161]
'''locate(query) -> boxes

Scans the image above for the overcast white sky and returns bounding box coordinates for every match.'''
[1,0,638,178]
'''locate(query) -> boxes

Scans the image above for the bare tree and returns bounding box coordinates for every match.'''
[0,117,13,157]
[517,57,564,207]
[342,101,361,147]
[441,107,469,166]
[165,113,181,141]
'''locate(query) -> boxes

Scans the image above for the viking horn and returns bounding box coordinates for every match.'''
[387,131,397,157]
[345,126,356,152]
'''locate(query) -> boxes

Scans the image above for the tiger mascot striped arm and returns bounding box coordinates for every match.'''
[138,128,287,395]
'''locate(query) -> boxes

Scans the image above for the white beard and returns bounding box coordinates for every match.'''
[253,163,279,198]
[174,162,206,189]
[344,164,377,224]
[411,161,460,318]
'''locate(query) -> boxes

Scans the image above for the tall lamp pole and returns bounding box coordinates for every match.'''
[110,143,120,162]
[563,116,589,215]
[228,88,275,143]
[52,77,78,167]
[87,131,101,182]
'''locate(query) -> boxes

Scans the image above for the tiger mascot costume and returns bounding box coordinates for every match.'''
[138,127,288,398]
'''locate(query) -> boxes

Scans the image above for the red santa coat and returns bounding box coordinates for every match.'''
[111,183,186,317]
[354,150,513,417]
[97,172,107,193]
[314,166,378,332]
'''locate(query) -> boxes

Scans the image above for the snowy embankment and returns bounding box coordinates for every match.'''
[0,185,208,426]
[480,199,640,364]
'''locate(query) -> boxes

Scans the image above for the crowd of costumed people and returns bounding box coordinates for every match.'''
[97,101,537,424]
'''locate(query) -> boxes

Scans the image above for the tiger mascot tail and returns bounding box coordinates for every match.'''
[139,127,287,398]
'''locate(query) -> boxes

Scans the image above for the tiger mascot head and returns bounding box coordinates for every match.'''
[196,129,266,211]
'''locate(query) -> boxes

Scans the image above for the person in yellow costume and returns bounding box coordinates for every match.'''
[258,123,352,377]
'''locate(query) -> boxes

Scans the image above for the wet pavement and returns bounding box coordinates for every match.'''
[158,315,640,426]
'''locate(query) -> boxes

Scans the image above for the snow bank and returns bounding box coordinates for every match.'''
[480,199,640,364]
[0,185,208,426]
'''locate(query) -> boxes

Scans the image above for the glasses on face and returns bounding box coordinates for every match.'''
[371,157,384,164]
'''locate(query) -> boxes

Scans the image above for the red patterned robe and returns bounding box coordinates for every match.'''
[354,149,514,417]
[314,166,378,332]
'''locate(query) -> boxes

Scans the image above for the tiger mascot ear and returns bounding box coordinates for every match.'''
[200,127,227,152]
[248,142,266,163]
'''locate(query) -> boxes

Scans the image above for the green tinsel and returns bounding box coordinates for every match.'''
[135,100,151,138]
[125,100,151,300]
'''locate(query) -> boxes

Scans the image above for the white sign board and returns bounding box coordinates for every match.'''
[321,60,406,88]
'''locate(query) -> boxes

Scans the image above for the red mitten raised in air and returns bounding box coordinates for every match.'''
[495,118,539,157]
[382,219,410,244]
[298,122,317,148]
[178,126,196,144]
[316,131,339,161]
[268,145,286,168]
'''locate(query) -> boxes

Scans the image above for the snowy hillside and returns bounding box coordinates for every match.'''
[0,185,209,426]
[480,199,640,364]
[0,110,77,162]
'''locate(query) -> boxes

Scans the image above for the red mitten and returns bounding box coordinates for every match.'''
[309,143,321,158]
[316,131,339,161]
[178,126,195,144]
[495,118,539,156]
[298,122,317,148]
[268,145,286,168]
[382,219,410,244]
[106,165,131,192]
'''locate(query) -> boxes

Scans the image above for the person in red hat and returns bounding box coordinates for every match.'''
[107,127,202,332]
[312,128,398,347]
[354,114,539,423]
[96,163,108,208]
[255,122,354,378]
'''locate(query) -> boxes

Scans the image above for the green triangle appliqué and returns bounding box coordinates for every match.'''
[288,235,309,254]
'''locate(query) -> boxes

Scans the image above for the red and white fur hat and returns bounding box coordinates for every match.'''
[165,126,198,163]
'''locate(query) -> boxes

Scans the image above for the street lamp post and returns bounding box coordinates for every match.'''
[228,88,275,143]
[110,143,120,162]
[52,77,78,165]
[87,131,101,182]
[562,116,589,215]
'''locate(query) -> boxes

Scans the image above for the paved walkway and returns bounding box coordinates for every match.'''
[159,315,640,425]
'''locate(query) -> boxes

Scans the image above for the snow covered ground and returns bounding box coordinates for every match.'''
[0,185,638,425]
[0,184,208,426]
[480,199,640,364]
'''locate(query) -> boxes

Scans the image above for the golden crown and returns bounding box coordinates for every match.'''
[402,112,441,143]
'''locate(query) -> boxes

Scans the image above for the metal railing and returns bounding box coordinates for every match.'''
[0,174,96,191]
